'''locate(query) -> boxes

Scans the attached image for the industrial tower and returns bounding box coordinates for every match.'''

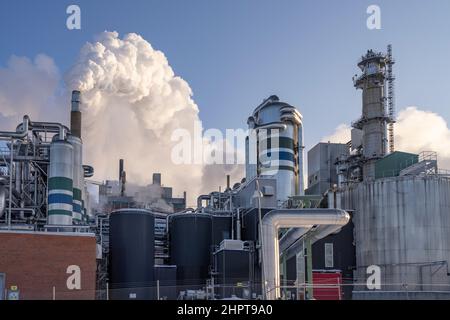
[352,46,395,180]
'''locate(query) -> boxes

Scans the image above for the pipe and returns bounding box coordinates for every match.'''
[70,90,82,138]
[0,178,6,218]
[0,116,29,140]
[261,208,350,300]
[197,194,210,210]
[236,208,241,240]
[14,117,68,140]
[29,121,68,140]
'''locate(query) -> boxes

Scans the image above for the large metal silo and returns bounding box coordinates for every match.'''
[47,140,74,225]
[247,96,304,205]
[109,209,155,300]
[169,213,212,291]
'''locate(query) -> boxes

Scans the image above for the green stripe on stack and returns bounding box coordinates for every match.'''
[48,209,73,217]
[48,177,73,191]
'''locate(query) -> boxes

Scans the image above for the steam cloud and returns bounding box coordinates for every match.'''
[0,31,244,206]
[0,54,67,128]
[321,107,450,169]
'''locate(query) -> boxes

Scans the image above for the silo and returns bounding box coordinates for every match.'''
[67,135,83,224]
[109,209,155,299]
[169,213,212,290]
[48,139,74,225]
[247,96,304,205]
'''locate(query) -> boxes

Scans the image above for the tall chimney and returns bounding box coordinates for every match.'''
[119,159,124,181]
[70,90,82,138]
[152,173,161,186]
[226,175,230,190]
[119,159,126,196]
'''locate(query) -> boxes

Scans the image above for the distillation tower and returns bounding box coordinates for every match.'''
[352,48,394,180]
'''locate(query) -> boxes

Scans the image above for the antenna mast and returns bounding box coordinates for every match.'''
[386,44,395,153]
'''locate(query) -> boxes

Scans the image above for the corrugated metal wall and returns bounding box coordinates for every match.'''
[338,176,450,295]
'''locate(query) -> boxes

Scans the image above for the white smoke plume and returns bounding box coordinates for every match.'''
[321,123,351,144]
[0,54,66,128]
[0,32,244,206]
[66,31,243,205]
[321,107,450,169]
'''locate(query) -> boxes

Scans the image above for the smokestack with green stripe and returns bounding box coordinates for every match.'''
[68,135,83,223]
[48,140,74,225]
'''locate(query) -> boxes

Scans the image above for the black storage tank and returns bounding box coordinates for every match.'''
[154,265,177,300]
[169,213,212,291]
[109,209,155,299]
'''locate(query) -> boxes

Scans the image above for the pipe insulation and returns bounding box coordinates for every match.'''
[261,208,350,300]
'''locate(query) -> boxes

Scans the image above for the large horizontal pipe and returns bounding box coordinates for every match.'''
[1,115,69,141]
[26,120,68,140]
[261,208,350,300]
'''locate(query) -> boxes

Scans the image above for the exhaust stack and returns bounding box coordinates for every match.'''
[70,90,82,138]
[119,159,126,197]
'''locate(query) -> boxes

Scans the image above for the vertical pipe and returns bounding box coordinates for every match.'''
[231,210,234,240]
[281,253,287,299]
[236,208,241,240]
[226,175,230,190]
[305,237,313,300]
[8,138,13,230]
[156,280,160,300]
[256,179,266,299]
[106,282,109,300]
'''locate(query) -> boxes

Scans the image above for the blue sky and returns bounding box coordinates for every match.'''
[1,0,450,152]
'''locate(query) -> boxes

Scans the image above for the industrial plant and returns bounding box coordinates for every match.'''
[1,45,450,300]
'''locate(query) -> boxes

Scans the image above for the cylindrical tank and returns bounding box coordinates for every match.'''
[247,96,304,205]
[67,135,83,224]
[109,209,155,299]
[48,139,74,225]
[169,213,212,290]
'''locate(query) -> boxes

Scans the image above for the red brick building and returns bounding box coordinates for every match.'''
[0,231,97,300]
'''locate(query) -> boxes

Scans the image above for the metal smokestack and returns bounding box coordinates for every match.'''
[152,173,161,186]
[119,159,126,196]
[70,90,82,138]
[119,159,124,181]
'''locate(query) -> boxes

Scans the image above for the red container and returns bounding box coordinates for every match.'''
[312,270,342,300]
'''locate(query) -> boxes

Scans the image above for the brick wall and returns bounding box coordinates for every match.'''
[0,231,97,300]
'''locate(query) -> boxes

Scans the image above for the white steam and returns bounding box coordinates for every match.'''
[66,32,243,205]
[0,32,244,206]
[321,107,450,169]
[0,54,66,128]
[321,123,351,144]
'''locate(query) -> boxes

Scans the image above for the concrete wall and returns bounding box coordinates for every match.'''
[0,231,97,300]
[338,176,450,294]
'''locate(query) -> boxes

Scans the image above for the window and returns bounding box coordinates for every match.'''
[324,243,334,268]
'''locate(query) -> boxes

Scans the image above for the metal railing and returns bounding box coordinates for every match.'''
[4,280,450,300]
